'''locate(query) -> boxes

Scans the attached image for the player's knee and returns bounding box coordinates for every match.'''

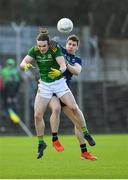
[34,112,42,122]
[75,123,81,130]
[70,104,78,113]
[51,106,61,115]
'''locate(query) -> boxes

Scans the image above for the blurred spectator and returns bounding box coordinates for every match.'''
[0,58,21,112]
[0,75,4,91]
[0,58,20,84]
[21,69,37,128]
[0,65,4,97]
[0,64,4,111]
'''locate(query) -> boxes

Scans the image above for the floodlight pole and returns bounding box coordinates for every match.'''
[121,13,128,36]
[121,13,128,80]
[105,14,115,37]
[120,14,128,128]
[11,22,31,129]
[102,14,115,132]
[11,21,26,67]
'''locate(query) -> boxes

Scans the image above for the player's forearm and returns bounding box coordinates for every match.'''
[59,63,66,73]
[56,56,66,73]
[67,64,82,75]
[20,61,27,71]
[20,55,33,70]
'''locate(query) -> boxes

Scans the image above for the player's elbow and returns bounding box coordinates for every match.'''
[74,70,81,75]
[75,71,80,75]
[20,63,24,70]
[73,66,82,75]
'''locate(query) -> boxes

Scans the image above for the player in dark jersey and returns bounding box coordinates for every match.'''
[49,35,97,160]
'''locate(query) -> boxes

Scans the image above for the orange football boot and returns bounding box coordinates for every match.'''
[53,140,64,152]
[81,151,97,160]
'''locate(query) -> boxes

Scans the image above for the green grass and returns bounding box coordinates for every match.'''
[0,134,128,179]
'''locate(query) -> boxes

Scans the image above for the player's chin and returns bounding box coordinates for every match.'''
[68,50,74,54]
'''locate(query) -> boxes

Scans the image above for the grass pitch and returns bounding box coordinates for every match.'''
[0,134,128,179]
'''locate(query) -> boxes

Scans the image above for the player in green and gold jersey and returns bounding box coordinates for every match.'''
[20,28,87,159]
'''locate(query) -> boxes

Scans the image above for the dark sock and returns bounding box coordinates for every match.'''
[52,132,58,142]
[80,143,87,153]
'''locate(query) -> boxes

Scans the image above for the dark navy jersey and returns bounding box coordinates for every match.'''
[60,46,82,85]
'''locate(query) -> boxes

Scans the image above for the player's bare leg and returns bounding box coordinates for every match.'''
[60,92,88,129]
[34,94,50,159]
[75,127,97,160]
[62,102,96,146]
[60,105,97,160]
[49,96,64,151]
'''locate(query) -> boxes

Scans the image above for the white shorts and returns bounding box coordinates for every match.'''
[38,78,71,99]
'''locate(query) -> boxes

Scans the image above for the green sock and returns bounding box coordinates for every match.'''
[81,127,89,135]
[38,136,44,144]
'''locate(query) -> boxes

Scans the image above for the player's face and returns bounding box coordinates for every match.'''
[37,40,49,53]
[66,40,78,54]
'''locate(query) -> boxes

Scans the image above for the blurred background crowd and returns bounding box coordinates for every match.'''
[0,0,128,136]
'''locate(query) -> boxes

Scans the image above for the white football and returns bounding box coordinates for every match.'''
[57,18,73,33]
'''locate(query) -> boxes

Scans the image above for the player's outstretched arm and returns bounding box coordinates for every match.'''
[20,55,34,71]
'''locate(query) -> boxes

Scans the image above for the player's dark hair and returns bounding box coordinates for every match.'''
[67,35,80,46]
[36,28,50,44]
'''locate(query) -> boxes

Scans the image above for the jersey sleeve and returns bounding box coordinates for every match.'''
[27,46,36,59]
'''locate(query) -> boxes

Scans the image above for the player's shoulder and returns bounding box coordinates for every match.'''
[73,53,81,60]
[60,46,67,53]
[34,45,40,52]
[75,55,82,61]
[50,44,60,53]
[29,45,39,52]
[74,55,82,64]
[50,46,58,53]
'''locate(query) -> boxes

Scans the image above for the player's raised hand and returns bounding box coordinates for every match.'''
[23,63,35,71]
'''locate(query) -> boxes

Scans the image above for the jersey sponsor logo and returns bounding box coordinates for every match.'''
[36,54,53,63]
[72,58,76,63]
[37,59,53,62]
[48,54,52,59]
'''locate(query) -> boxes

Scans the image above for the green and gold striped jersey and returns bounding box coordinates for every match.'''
[28,46,63,82]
